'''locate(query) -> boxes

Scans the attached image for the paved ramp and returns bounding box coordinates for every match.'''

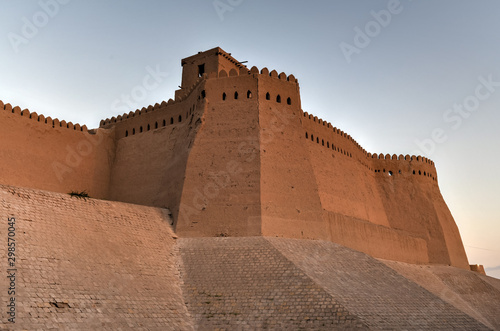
[0,185,193,330]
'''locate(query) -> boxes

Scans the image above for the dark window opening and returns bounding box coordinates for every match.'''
[327,142,330,148]
[170,117,174,124]
[125,131,128,137]
[316,137,319,144]
[322,139,324,146]
[266,92,270,100]
[201,90,206,98]
[132,128,135,135]
[178,115,182,122]
[305,132,308,139]
[222,92,226,100]
[198,64,205,77]
[163,119,166,127]
[140,126,143,133]
[155,122,158,129]
[276,95,281,103]
[287,97,292,105]
[247,90,252,98]
[234,91,238,99]
[147,124,150,131]
[311,134,314,141]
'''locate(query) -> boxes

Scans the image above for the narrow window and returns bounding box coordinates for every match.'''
[234,91,238,99]
[305,132,308,139]
[125,130,128,137]
[322,139,324,146]
[163,119,166,127]
[170,117,174,124]
[311,134,314,141]
[155,122,158,129]
[419,170,422,175]
[247,90,252,98]
[327,142,329,148]
[222,92,226,100]
[140,126,143,133]
[132,128,136,135]
[201,90,206,98]
[316,137,319,144]
[276,95,281,103]
[287,97,291,105]
[178,115,182,122]
[198,64,205,77]
[413,170,416,175]
[147,124,150,131]
[266,92,270,100]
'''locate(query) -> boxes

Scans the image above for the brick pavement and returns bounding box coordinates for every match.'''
[0,185,193,330]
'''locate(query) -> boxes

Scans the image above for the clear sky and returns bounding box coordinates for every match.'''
[1,0,499,278]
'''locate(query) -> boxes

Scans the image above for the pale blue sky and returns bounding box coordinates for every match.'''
[1,0,499,278]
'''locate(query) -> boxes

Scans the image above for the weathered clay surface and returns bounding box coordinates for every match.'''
[0,47,471,269]
[0,185,498,330]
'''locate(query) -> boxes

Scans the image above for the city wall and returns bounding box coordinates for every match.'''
[0,100,114,199]
[0,49,470,269]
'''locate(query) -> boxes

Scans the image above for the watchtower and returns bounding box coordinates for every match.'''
[177,47,247,93]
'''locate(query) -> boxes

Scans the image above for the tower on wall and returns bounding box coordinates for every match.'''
[0,47,472,271]
[177,47,247,96]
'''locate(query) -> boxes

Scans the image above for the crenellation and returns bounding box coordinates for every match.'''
[0,47,470,274]
[229,68,238,76]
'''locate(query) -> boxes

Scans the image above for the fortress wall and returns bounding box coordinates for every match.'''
[300,111,467,267]
[372,168,451,265]
[0,101,114,199]
[371,156,469,267]
[107,82,205,222]
[431,194,470,268]
[176,74,262,237]
[301,119,430,263]
[257,70,326,239]
[303,133,390,227]
[324,210,429,263]
[100,76,205,139]
[302,111,370,168]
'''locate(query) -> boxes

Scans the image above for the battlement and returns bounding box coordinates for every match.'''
[0,47,471,273]
[301,110,437,182]
[0,100,89,132]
